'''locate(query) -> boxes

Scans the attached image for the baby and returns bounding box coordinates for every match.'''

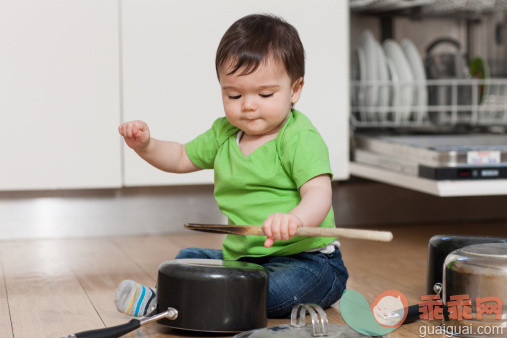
[116,13,348,318]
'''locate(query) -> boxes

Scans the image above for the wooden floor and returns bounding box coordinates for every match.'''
[0,221,506,338]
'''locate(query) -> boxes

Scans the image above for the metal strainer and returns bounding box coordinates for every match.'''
[234,304,385,338]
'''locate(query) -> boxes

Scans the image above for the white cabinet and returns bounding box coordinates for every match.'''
[0,0,121,190]
[121,0,350,186]
[0,0,349,191]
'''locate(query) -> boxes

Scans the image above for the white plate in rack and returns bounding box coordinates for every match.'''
[375,39,390,120]
[385,57,401,123]
[359,30,379,112]
[351,48,359,107]
[351,46,367,120]
[401,38,428,121]
[383,39,414,121]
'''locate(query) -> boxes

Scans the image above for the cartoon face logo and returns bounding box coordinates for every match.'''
[371,290,408,327]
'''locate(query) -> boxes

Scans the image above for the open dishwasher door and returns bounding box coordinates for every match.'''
[350,133,507,197]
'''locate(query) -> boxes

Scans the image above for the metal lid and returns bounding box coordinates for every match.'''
[444,243,507,275]
[461,243,507,258]
[234,304,385,338]
[234,323,382,337]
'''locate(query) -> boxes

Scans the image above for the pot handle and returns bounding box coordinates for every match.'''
[403,304,421,324]
[66,308,178,338]
[68,319,140,338]
[425,37,462,54]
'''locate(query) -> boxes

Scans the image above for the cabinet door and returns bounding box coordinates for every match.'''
[0,0,121,190]
[122,0,349,186]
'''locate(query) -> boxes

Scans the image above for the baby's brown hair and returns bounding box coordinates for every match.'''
[215,14,305,83]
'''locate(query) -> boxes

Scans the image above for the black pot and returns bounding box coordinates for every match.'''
[403,234,507,325]
[69,259,268,337]
[156,259,267,332]
[426,235,507,295]
[442,243,507,333]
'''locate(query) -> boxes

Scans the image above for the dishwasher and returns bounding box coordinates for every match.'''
[348,0,507,196]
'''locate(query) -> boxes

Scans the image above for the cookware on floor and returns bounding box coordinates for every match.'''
[427,235,507,295]
[234,304,385,337]
[156,259,267,332]
[69,259,267,337]
[403,234,507,324]
[442,243,507,336]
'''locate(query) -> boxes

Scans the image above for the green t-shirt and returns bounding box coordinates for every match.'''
[185,109,336,260]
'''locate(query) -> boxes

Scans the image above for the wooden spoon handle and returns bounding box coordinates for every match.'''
[294,227,393,242]
[185,223,393,242]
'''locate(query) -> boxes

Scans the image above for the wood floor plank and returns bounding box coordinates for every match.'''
[0,253,13,338]
[390,326,421,337]
[61,238,156,329]
[0,240,104,338]
[111,235,185,281]
[340,239,427,298]
[112,232,225,281]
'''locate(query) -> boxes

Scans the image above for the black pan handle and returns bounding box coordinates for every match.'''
[403,304,421,324]
[67,308,178,338]
[70,319,140,338]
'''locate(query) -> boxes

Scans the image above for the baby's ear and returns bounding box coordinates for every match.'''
[291,77,304,104]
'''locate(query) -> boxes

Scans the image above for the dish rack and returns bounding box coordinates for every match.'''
[350,78,507,130]
[350,0,507,14]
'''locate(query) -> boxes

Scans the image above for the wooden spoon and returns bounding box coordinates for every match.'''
[185,223,393,242]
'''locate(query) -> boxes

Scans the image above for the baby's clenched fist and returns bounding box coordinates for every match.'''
[262,213,303,248]
[118,120,151,150]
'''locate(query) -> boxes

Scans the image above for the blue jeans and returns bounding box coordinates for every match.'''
[175,247,349,318]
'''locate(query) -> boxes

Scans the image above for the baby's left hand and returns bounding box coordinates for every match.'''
[262,213,303,248]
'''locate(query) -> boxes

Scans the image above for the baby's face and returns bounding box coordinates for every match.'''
[218,58,303,137]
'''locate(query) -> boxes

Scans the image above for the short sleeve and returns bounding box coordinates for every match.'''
[185,117,238,169]
[282,130,333,188]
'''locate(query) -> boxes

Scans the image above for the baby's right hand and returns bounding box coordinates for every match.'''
[118,120,151,150]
